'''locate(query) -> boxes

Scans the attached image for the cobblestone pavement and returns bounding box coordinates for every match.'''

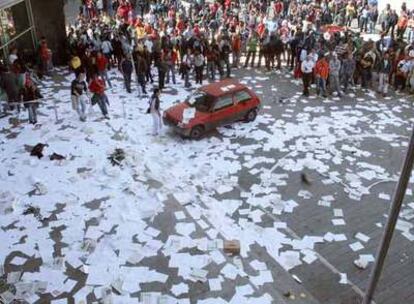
[0,65,413,304]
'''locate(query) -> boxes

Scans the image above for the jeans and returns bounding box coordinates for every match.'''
[232,51,240,67]
[329,74,341,95]
[124,73,132,93]
[166,64,176,84]
[183,69,191,87]
[342,73,353,92]
[361,69,372,88]
[72,95,87,120]
[408,29,414,43]
[195,66,203,84]
[245,51,256,67]
[97,94,109,116]
[316,77,327,96]
[302,72,312,96]
[378,73,389,94]
[27,105,37,124]
[99,70,112,88]
[207,61,216,80]
[151,112,162,135]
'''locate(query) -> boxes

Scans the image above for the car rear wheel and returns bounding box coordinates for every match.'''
[189,125,204,139]
[245,108,257,122]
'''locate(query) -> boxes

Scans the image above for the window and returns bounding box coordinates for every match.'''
[213,95,233,111]
[234,90,251,104]
[185,91,213,112]
[0,2,31,44]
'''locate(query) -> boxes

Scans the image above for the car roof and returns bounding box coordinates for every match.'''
[200,79,248,98]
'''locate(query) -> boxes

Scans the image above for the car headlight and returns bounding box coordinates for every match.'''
[177,122,186,128]
[163,112,167,118]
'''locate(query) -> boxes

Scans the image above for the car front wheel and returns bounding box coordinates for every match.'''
[245,108,257,122]
[189,126,204,139]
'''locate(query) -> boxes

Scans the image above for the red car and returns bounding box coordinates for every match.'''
[163,79,261,139]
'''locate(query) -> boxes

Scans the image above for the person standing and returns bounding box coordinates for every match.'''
[89,74,110,119]
[378,52,391,97]
[329,52,342,97]
[157,57,168,90]
[182,49,193,88]
[165,49,177,85]
[120,56,133,93]
[0,65,20,112]
[314,54,329,97]
[232,32,242,68]
[194,50,205,85]
[149,88,162,136]
[301,54,315,97]
[342,52,356,93]
[206,45,217,81]
[71,72,88,122]
[20,78,43,124]
[244,33,258,68]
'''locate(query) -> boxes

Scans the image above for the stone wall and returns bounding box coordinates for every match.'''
[30,0,67,65]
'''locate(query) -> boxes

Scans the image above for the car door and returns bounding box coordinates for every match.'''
[233,90,254,120]
[210,94,235,128]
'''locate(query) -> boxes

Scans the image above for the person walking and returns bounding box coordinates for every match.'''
[135,52,148,95]
[89,74,110,119]
[301,54,315,97]
[71,72,88,122]
[20,78,43,124]
[120,56,133,93]
[149,88,162,136]
[314,54,329,97]
[96,51,112,88]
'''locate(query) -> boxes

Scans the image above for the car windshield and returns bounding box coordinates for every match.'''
[185,91,211,112]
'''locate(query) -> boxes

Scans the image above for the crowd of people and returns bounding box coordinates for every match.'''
[2,0,414,126]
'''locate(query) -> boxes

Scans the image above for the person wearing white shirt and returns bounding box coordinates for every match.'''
[301,55,315,96]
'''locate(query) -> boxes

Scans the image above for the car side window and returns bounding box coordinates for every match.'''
[234,90,251,104]
[213,95,234,111]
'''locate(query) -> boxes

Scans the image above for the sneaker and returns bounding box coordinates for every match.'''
[104,115,110,120]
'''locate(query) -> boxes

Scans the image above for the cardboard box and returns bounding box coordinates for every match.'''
[224,240,240,255]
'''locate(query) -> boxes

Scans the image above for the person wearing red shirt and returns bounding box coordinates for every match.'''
[231,32,242,68]
[96,52,112,88]
[89,74,110,119]
[314,54,329,97]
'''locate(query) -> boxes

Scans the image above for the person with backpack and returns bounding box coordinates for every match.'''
[20,78,43,125]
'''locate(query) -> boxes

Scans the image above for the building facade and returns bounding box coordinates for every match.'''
[0,0,66,65]
[0,0,36,64]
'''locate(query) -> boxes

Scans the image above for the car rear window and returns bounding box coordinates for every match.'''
[234,90,251,103]
[213,95,233,111]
